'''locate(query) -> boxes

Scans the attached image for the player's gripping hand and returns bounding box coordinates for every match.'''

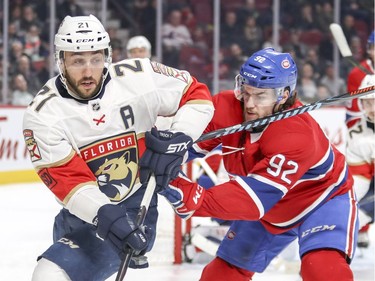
[159,175,205,219]
[139,127,193,191]
[95,204,148,257]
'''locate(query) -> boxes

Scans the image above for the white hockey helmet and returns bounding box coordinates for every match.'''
[358,74,375,100]
[55,15,112,63]
[126,35,151,58]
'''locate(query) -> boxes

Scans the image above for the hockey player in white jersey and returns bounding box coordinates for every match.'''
[346,74,375,249]
[23,15,213,281]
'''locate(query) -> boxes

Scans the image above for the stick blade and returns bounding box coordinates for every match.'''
[330,23,353,57]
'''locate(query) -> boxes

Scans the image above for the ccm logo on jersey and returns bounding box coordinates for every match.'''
[167,141,191,153]
[301,224,336,238]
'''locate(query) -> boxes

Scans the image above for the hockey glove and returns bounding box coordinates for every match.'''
[160,175,206,219]
[139,127,193,191]
[95,204,148,258]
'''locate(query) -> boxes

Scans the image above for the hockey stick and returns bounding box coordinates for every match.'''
[115,175,156,281]
[196,85,375,142]
[329,23,373,75]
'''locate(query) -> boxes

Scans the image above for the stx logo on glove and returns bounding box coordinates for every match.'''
[166,140,192,154]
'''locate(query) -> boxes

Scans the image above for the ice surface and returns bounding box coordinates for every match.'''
[1,183,373,281]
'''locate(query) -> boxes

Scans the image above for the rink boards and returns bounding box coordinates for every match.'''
[0,105,348,185]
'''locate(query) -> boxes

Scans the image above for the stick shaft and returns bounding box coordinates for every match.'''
[196,85,375,143]
[115,175,156,281]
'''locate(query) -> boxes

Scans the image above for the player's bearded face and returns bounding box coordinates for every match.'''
[241,85,277,122]
[63,51,105,99]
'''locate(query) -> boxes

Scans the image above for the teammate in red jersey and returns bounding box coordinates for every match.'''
[142,48,359,281]
[346,30,374,127]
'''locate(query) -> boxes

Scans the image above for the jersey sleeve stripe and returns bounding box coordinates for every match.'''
[239,175,286,215]
[300,147,334,180]
[234,176,265,218]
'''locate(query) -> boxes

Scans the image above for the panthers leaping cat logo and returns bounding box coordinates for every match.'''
[95,151,138,201]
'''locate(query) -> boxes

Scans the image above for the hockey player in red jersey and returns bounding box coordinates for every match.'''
[346,75,375,249]
[142,48,359,280]
[346,30,374,127]
[23,15,213,281]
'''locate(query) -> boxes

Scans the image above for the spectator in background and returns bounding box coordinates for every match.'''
[223,43,247,78]
[20,5,42,34]
[316,1,334,34]
[204,49,230,91]
[297,3,319,31]
[240,15,263,54]
[305,48,324,81]
[24,24,42,62]
[57,0,85,21]
[191,26,209,56]
[319,62,346,97]
[341,14,358,44]
[297,62,318,103]
[286,29,304,61]
[162,9,193,67]
[7,22,25,48]
[316,84,331,100]
[236,0,259,26]
[9,41,24,73]
[181,6,197,32]
[11,73,34,106]
[10,3,22,31]
[220,10,242,47]
[126,35,152,59]
[15,54,42,94]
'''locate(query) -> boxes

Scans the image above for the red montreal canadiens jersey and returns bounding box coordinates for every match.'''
[346,59,374,127]
[23,58,213,206]
[193,90,353,234]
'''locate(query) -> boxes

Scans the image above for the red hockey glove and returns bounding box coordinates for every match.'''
[159,175,205,219]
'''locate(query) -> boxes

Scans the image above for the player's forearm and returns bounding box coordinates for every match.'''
[170,103,214,141]
[65,185,111,224]
[195,181,261,221]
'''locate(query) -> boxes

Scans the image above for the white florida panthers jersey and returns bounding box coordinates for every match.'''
[23,58,213,223]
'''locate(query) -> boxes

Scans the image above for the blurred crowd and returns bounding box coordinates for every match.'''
[0,0,373,105]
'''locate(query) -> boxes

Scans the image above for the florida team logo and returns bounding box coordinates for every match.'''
[81,132,138,202]
[281,58,291,69]
[23,129,42,162]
